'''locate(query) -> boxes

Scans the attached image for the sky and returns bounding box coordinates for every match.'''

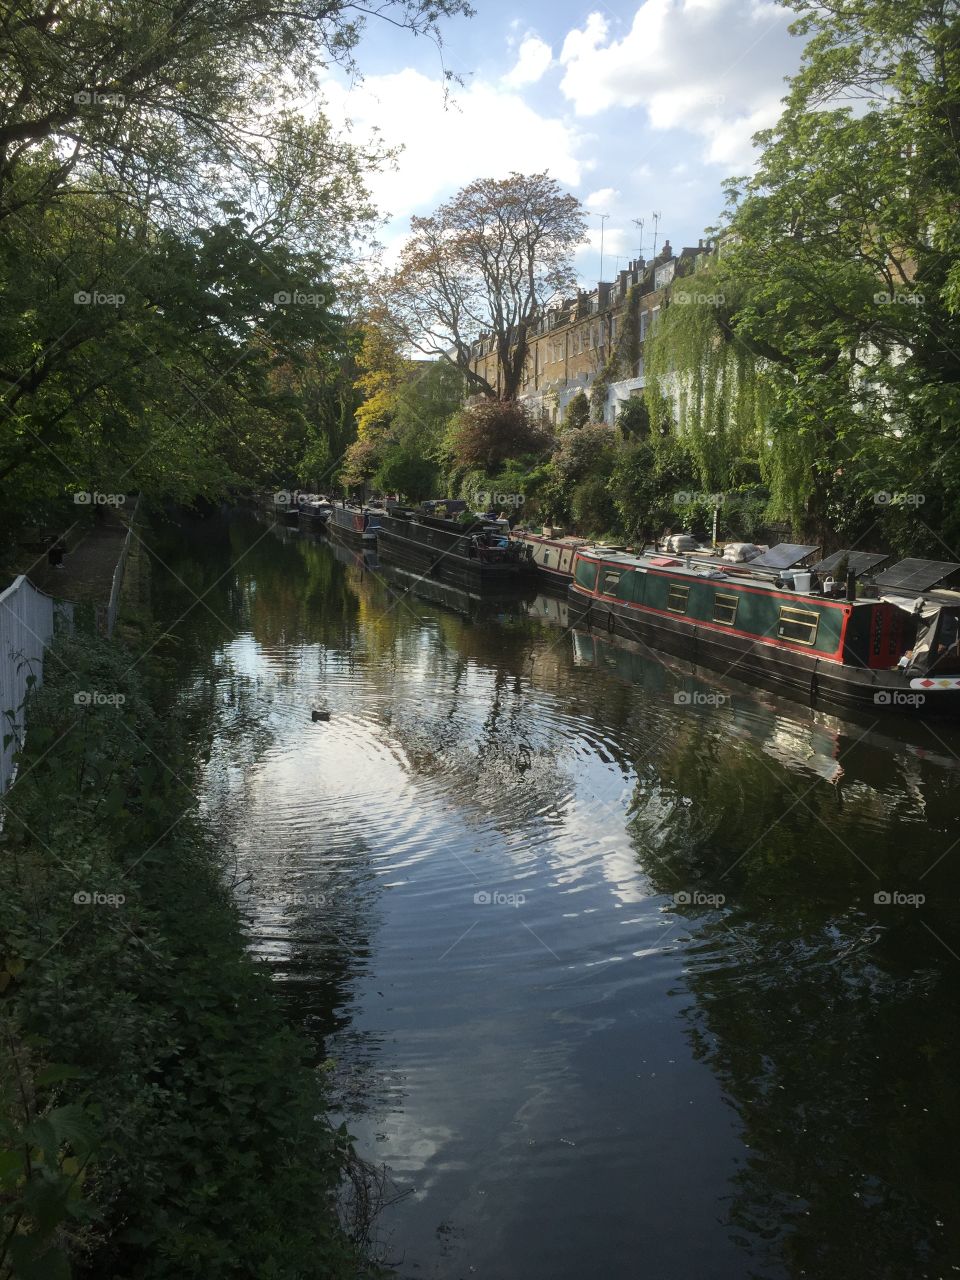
[317,0,806,286]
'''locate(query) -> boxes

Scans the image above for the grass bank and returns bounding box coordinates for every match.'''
[0,629,377,1279]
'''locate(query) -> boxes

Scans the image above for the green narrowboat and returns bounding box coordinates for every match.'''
[568,549,960,716]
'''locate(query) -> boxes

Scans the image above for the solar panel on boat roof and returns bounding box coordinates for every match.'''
[811,550,888,575]
[750,543,821,569]
[873,558,960,592]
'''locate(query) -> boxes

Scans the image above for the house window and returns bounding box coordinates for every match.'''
[611,316,618,343]
[777,606,820,646]
[713,592,739,625]
[667,583,689,614]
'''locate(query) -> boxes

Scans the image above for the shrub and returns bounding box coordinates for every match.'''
[445,400,553,471]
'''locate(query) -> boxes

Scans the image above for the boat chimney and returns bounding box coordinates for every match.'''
[845,570,857,601]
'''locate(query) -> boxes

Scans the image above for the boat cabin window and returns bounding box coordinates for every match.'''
[713,592,739,625]
[667,583,690,614]
[777,605,820,646]
[575,558,599,591]
[601,569,622,596]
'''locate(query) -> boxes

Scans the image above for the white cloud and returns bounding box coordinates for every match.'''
[318,68,584,242]
[574,225,632,260]
[558,0,799,168]
[585,186,620,210]
[502,35,553,88]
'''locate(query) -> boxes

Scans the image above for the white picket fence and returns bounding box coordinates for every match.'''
[0,576,73,794]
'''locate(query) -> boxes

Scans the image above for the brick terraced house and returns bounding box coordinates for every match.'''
[467,239,715,426]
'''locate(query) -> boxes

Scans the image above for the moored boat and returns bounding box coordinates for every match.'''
[300,499,333,529]
[327,503,381,547]
[510,530,601,591]
[567,545,960,715]
[376,509,534,591]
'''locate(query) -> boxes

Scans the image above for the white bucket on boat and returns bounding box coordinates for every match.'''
[793,571,812,593]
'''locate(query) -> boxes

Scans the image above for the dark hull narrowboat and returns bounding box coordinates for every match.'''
[376,511,535,592]
[567,548,960,717]
[300,501,333,531]
[327,504,380,547]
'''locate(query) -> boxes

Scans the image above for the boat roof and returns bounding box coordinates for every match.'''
[575,547,880,605]
[576,545,960,609]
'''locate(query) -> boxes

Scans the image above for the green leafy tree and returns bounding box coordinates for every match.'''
[564,390,590,429]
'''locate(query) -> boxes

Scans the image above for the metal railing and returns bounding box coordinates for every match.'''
[0,576,73,793]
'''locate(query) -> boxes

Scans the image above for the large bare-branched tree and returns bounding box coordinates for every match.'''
[382,172,586,401]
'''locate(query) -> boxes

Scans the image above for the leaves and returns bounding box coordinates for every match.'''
[381,172,587,401]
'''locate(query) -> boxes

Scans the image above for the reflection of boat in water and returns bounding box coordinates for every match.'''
[569,545,960,717]
[377,510,535,591]
[523,592,571,629]
[328,504,381,547]
[571,626,960,775]
[327,537,380,573]
[377,562,534,618]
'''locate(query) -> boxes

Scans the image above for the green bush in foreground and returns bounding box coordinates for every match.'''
[0,633,372,1279]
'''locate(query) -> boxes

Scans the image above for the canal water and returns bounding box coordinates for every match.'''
[153,511,960,1279]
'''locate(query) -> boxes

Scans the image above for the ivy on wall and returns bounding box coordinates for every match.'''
[590,284,641,421]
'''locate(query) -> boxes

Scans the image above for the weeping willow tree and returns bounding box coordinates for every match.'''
[644,267,842,534]
[643,271,771,494]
